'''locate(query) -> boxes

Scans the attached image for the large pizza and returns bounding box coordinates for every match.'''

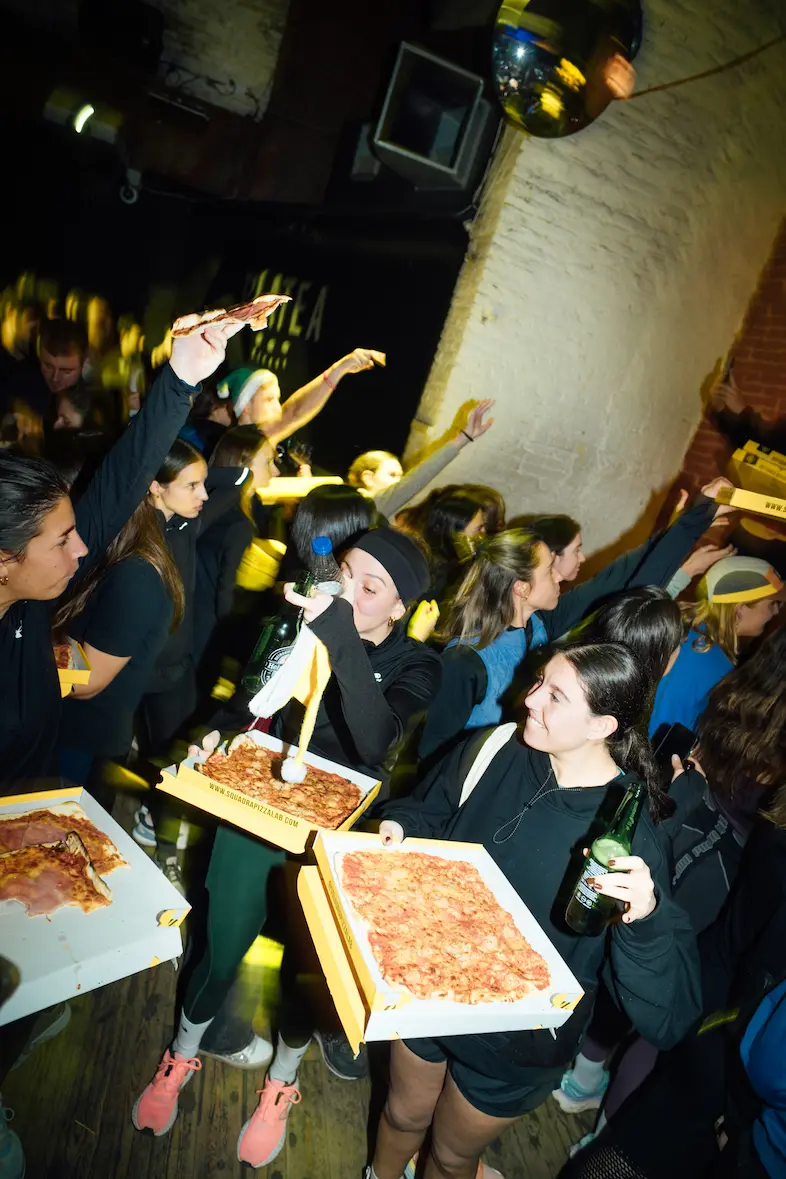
[0,803,127,876]
[199,736,362,829]
[0,833,112,917]
[338,850,551,1004]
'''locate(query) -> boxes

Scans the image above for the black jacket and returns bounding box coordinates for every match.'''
[383,732,702,1078]
[0,364,196,788]
[420,495,718,761]
[714,406,786,455]
[148,466,250,687]
[216,598,442,786]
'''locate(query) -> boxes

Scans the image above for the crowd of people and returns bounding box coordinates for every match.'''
[0,270,784,1179]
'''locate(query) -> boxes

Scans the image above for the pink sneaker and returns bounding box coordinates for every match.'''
[132,1049,202,1135]
[237,1076,301,1167]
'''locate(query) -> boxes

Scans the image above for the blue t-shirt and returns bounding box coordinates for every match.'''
[741,978,786,1178]
[648,627,733,739]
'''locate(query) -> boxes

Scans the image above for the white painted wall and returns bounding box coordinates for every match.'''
[406,1,786,551]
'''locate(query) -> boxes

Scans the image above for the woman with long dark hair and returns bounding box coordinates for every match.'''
[419,479,730,764]
[514,513,584,582]
[365,642,697,1179]
[55,495,185,790]
[179,381,235,458]
[396,484,506,607]
[0,324,234,789]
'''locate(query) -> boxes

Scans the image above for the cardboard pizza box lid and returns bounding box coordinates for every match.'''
[0,787,189,1025]
[306,830,584,1047]
[157,729,381,855]
[256,476,344,505]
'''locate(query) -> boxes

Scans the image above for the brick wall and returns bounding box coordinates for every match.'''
[403,2,786,562]
[674,221,786,495]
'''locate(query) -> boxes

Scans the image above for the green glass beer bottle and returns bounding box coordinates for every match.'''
[240,568,314,696]
[565,780,645,936]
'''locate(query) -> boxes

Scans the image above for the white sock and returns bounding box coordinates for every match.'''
[172,1012,213,1059]
[571,1052,606,1091]
[268,1033,310,1085]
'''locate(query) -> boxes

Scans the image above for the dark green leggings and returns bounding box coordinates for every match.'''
[183,825,286,1026]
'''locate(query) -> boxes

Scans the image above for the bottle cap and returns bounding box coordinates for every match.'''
[311,536,333,555]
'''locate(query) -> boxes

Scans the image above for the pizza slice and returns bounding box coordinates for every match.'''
[171,294,292,338]
[0,804,127,876]
[53,642,72,669]
[0,833,112,917]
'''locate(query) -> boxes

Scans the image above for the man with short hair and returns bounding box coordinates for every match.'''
[1,319,88,423]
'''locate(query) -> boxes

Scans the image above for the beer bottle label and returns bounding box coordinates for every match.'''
[260,642,294,685]
[571,855,608,912]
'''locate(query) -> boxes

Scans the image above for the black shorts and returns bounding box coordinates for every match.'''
[404,1036,561,1119]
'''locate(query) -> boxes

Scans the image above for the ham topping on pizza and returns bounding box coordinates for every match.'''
[0,805,127,876]
[0,833,111,918]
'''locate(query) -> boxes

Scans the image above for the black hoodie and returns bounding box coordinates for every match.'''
[382,732,701,1080]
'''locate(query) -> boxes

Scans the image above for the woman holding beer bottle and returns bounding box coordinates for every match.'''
[368,642,700,1179]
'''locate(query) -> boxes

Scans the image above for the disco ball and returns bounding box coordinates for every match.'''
[493,0,642,137]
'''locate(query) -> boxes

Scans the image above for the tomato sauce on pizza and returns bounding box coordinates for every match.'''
[199,738,362,829]
[0,833,111,918]
[0,804,127,877]
[339,850,551,1004]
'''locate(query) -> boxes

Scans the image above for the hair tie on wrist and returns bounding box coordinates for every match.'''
[322,369,336,392]
[461,429,473,443]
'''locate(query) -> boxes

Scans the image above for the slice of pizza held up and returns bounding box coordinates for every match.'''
[0,804,127,877]
[339,850,551,1005]
[0,833,111,917]
[171,294,292,338]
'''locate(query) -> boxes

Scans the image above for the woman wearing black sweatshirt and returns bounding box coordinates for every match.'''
[0,324,238,790]
[368,642,700,1179]
[133,528,442,1167]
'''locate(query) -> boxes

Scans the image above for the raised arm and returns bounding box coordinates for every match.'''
[545,482,729,638]
[306,597,441,767]
[73,323,243,581]
[273,348,385,444]
[375,400,495,518]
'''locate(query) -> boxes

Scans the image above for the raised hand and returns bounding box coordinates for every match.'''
[458,399,495,446]
[681,542,736,580]
[701,476,736,520]
[338,348,386,375]
[170,321,246,387]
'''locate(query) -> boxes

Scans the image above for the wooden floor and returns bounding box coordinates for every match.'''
[3,795,592,1179]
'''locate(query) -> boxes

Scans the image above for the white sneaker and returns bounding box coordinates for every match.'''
[200,1034,274,1070]
[132,805,157,848]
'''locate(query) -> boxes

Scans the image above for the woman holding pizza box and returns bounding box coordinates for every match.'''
[132,526,442,1166]
[0,320,243,789]
[368,641,700,1179]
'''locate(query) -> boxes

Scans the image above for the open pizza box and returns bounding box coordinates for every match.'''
[56,637,91,698]
[0,786,190,1026]
[299,830,585,1055]
[157,729,381,855]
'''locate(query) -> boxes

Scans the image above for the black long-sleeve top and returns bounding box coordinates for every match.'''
[382,733,702,1079]
[420,495,717,761]
[216,598,442,785]
[0,364,196,788]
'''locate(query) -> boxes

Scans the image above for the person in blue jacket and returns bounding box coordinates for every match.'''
[648,555,783,741]
[419,478,734,763]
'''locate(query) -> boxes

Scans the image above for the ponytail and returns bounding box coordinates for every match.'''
[440,528,545,649]
[609,727,674,822]
[561,641,674,823]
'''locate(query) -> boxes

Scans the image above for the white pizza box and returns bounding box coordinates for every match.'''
[57,637,91,698]
[157,729,381,855]
[0,786,190,1026]
[300,830,585,1054]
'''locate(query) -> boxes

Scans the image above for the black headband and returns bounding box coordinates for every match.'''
[352,526,429,605]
